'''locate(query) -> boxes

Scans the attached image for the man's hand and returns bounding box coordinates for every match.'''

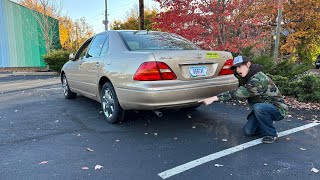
[198,96,219,106]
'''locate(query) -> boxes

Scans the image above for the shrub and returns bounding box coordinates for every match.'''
[43,50,70,73]
[252,55,274,74]
[271,74,320,102]
[294,75,320,102]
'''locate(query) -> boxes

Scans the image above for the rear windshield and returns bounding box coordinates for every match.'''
[119,31,201,51]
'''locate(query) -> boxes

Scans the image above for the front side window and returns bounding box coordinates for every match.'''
[75,38,92,60]
[119,31,201,51]
[86,34,108,58]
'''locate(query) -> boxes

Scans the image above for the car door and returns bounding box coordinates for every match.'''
[78,33,108,97]
[67,38,92,91]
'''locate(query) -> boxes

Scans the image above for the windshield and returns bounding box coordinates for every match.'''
[119,31,201,51]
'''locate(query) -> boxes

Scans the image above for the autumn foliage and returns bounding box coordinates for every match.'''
[154,0,274,53]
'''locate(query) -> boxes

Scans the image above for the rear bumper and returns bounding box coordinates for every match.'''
[115,75,238,110]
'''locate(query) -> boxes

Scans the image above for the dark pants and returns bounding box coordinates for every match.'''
[243,103,284,137]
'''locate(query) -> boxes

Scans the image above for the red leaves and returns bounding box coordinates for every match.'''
[154,0,269,53]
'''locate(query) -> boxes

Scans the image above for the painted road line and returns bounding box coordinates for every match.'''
[158,122,320,179]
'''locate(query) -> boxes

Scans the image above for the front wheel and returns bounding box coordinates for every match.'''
[62,74,77,99]
[100,82,125,124]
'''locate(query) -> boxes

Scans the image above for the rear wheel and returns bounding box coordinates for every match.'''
[62,74,77,99]
[100,82,125,124]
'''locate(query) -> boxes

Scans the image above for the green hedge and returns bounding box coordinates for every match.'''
[43,50,70,72]
[252,55,319,103]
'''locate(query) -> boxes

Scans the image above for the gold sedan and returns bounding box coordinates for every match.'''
[61,30,238,123]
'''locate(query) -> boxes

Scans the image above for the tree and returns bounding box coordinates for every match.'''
[110,6,158,30]
[153,0,271,53]
[20,0,62,52]
[280,0,320,62]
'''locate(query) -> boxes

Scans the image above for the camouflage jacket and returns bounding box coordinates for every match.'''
[217,71,288,117]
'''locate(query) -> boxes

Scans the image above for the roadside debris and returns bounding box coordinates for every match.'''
[264,163,268,166]
[311,168,319,173]
[192,126,196,129]
[214,164,224,167]
[300,148,306,151]
[286,138,290,140]
[174,137,178,140]
[187,115,192,119]
[311,163,319,173]
[222,139,228,142]
[77,134,81,137]
[154,133,158,136]
[86,148,94,152]
[95,165,103,170]
[38,161,48,165]
[82,167,89,170]
[144,133,148,135]
[15,110,18,112]
[115,139,120,142]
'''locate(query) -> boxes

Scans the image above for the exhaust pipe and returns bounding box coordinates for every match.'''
[153,110,163,117]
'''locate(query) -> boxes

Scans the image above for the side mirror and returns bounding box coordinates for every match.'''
[69,53,75,60]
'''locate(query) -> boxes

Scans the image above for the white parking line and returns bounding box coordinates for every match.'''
[158,122,320,179]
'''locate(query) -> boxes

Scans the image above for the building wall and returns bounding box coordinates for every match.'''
[0,0,60,68]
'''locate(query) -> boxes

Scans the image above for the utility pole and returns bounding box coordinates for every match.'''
[274,0,283,63]
[139,0,144,30]
[105,0,108,30]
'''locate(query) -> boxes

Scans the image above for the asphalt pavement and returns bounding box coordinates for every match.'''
[0,75,319,180]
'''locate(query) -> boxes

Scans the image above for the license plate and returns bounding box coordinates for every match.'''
[189,66,208,78]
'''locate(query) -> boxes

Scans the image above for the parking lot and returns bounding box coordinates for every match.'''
[0,75,319,180]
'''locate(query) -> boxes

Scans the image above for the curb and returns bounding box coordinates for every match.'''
[12,72,59,76]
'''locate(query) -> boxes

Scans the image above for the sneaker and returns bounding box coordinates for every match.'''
[262,135,278,144]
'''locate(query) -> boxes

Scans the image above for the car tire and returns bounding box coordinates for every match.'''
[100,82,125,124]
[62,74,77,99]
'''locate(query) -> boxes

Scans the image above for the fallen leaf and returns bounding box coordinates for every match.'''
[82,167,89,170]
[38,161,48,165]
[311,167,319,173]
[95,165,103,170]
[214,164,224,167]
[222,139,228,142]
[86,148,94,152]
[300,148,306,151]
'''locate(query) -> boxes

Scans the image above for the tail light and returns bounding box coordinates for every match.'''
[219,59,234,76]
[133,62,177,81]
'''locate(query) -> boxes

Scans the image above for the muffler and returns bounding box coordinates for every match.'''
[153,110,163,117]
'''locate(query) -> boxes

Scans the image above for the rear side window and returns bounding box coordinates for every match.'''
[119,31,201,51]
[86,34,108,58]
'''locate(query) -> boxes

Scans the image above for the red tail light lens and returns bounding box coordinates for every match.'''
[219,59,234,76]
[133,62,177,81]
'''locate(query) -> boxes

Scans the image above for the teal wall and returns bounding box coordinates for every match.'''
[0,0,60,67]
